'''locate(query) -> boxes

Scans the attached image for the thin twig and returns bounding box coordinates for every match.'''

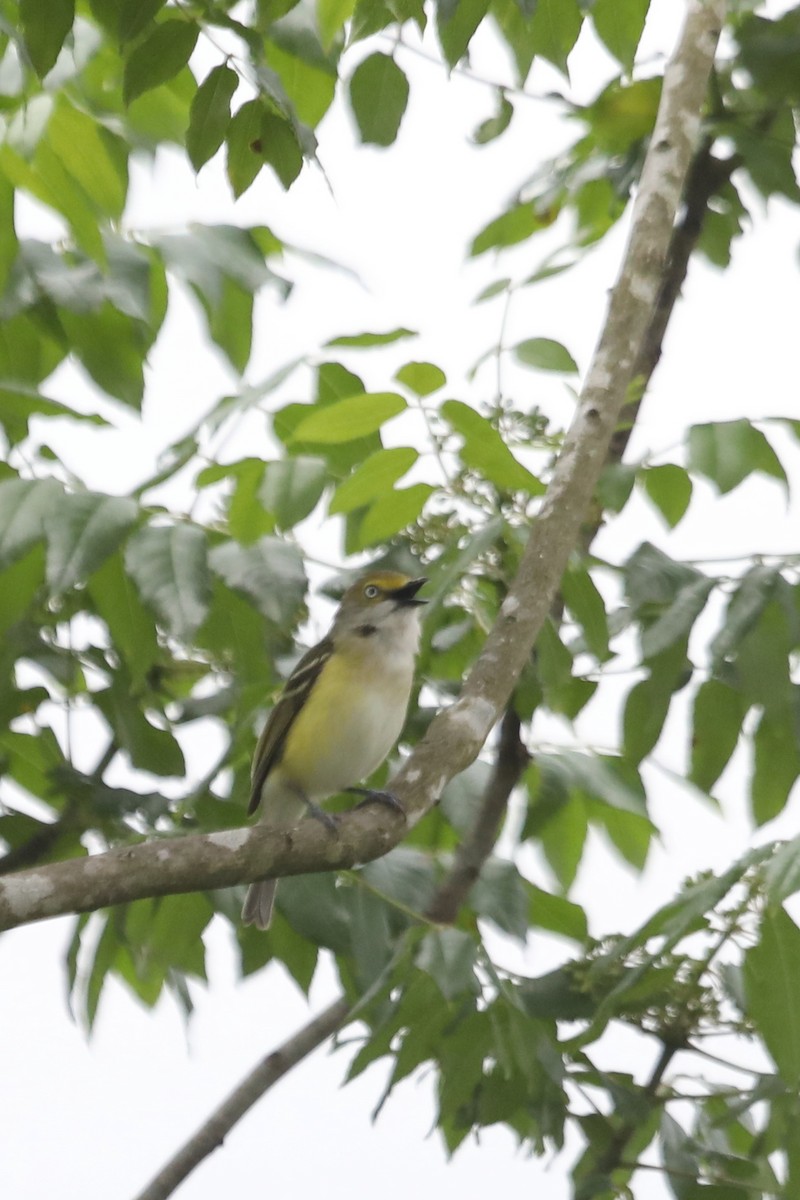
[132,996,352,1200]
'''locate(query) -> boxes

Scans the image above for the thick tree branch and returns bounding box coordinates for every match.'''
[132,996,352,1200]
[0,0,726,933]
[606,135,735,470]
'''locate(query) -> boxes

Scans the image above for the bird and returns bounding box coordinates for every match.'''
[241,569,427,929]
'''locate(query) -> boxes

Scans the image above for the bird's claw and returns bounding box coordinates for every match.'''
[306,801,339,832]
[347,787,405,817]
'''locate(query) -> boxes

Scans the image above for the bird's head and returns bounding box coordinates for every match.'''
[333,571,427,644]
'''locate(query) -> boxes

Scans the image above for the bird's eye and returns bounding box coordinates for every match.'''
[363,584,380,599]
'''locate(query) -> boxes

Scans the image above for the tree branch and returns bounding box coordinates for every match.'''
[606,135,735,469]
[426,707,528,924]
[131,996,352,1200]
[0,0,726,933]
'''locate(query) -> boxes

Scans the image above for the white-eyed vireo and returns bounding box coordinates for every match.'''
[242,570,427,929]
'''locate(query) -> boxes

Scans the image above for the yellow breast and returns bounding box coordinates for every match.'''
[279,641,413,798]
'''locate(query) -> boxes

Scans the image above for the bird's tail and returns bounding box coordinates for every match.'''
[241,879,278,929]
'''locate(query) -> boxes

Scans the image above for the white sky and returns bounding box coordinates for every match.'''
[2,2,800,1198]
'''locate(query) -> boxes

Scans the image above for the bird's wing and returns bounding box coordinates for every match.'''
[248,636,334,815]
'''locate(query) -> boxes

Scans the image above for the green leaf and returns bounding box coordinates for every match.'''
[514,337,578,374]
[118,0,166,42]
[197,459,269,541]
[329,447,418,515]
[439,759,494,838]
[537,751,649,820]
[279,874,351,954]
[262,33,336,128]
[763,835,800,908]
[591,0,650,74]
[472,92,513,145]
[124,68,195,146]
[208,536,306,624]
[326,328,417,348]
[254,112,303,189]
[208,278,253,373]
[356,483,434,549]
[155,223,281,304]
[474,278,511,304]
[442,399,545,494]
[581,75,661,153]
[436,0,489,68]
[734,595,795,714]
[84,914,116,1028]
[0,478,64,569]
[259,456,328,530]
[597,461,636,513]
[59,305,146,408]
[531,0,583,74]
[660,1113,698,1199]
[536,618,577,717]
[623,642,690,765]
[88,553,160,691]
[125,524,210,641]
[349,887,393,990]
[561,565,610,662]
[0,547,45,643]
[520,967,593,1021]
[0,177,17,298]
[688,420,788,495]
[624,542,701,611]
[736,10,800,106]
[745,907,800,1084]
[348,53,409,146]
[123,20,199,106]
[0,727,65,803]
[416,929,477,1000]
[469,858,529,940]
[731,112,800,203]
[538,794,588,891]
[709,565,779,669]
[751,707,800,826]
[187,65,238,171]
[146,894,212,974]
[317,0,357,49]
[470,202,551,257]
[95,678,185,776]
[47,99,128,219]
[44,492,138,594]
[689,680,748,793]
[289,392,406,443]
[527,884,587,942]
[642,463,693,528]
[225,100,264,198]
[394,361,446,396]
[1,144,103,264]
[591,799,652,872]
[361,847,437,915]
[640,575,714,660]
[21,0,74,77]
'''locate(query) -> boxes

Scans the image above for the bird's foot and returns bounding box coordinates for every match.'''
[305,800,339,832]
[346,786,405,817]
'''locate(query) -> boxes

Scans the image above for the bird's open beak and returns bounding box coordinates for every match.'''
[390,577,428,606]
